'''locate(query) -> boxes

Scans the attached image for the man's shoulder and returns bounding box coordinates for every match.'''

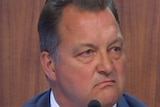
[118,93,148,107]
[22,90,50,107]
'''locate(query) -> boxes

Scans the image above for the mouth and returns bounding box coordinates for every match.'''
[94,79,116,88]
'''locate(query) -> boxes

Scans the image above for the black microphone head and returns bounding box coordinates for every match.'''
[88,100,101,107]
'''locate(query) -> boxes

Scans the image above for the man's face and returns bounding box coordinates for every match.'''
[53,5,126,107]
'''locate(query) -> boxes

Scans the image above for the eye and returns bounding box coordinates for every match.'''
[113,47,121,52]
[79,49,94,57]
[109,46,123,59]
[75,49,95,63]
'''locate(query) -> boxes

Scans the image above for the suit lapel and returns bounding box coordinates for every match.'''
[117,96,130,107]
[36,90,51,107]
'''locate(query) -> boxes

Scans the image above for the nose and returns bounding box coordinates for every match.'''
[96,53,114,75]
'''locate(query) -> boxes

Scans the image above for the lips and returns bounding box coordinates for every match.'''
[94,79,116,88]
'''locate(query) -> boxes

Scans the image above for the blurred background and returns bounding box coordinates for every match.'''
[0,0,159,107]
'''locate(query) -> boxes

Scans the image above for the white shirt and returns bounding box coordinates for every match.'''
[50,90,117,107]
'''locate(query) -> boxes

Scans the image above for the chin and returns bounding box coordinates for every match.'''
[97,88,123,107]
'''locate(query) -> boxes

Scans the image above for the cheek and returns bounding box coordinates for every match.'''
[55,57,96,95]
[114,55,126,73]
[113,56,126,83]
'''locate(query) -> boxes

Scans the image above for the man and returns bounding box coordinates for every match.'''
[23,0,147,107]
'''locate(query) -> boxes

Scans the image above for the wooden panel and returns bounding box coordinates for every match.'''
[116,0,160,106]
[0,0,159,107]
[0,0,48,107]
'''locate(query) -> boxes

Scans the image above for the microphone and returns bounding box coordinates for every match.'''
[88,100,101,107]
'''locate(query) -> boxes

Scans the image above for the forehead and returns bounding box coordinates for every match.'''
[57,4,121,45]
[59,5,117,27]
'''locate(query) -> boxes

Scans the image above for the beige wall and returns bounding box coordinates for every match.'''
[0,0,159,106]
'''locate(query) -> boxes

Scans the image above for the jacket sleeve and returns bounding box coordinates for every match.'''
[118,93,148,107]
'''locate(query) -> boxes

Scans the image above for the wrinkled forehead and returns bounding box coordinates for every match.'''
[57,5,123,47]
[58,4,120,35]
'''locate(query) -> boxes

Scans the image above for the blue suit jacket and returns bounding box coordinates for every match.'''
[23,90,147,107]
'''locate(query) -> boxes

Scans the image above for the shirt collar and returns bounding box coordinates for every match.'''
[50,90,117,107]
[50,90,60,107]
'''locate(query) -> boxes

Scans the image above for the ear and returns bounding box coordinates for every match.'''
[40,51,57,81]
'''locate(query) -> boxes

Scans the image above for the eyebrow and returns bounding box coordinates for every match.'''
[72,43,98,54]
[108,36,124,47]
[71,36,124,54]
